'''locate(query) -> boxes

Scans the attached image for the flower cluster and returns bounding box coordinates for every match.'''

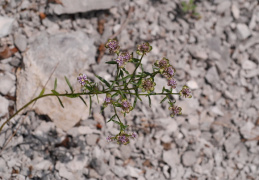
[136,42,152,55]
[121,99,133,114]
[116,52,132,68]
[169,105,182,117]
[180,85,192,98]
[140,78,156,93]
[103,93,112,108]
[105,39,120,54]
[155,58,177,89]
[107,132,138,145]
[77,73,88,86]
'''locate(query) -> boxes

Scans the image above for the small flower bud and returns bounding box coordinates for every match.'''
[131,132,138,139]
[140,78,156,93]
[136,42,152,55]
[169,105,182,117]
[167,78,177,89]
[180,85,192,98]
[121,99,133,114]
[77,73,88,86]
[154,57,170,73]
[116,52,132,68]
[163,65,176,79]
[103,93,112,108]
[105,39,120,54]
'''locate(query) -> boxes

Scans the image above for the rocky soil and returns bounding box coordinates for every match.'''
[0,0,259,179]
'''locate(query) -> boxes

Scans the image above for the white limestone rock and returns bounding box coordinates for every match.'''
[0,16,15,38]
[16,32,96,131]
[236,24,251,40]
[48,0,119,15]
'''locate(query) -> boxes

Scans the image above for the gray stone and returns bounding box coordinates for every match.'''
[66,155,88,171]
[0,96,9,117]
[120,145,132,160]
[188,46,208,60]
[236,24,251,40]
[210,106,224,116]
[206,37,221,54]
[242,59,257,70]
[48,0,118,15]
[186,80,199,89]
[0,72,16,95]
[111,165,128,178]
[231,3,240,19]
[86,134,99,146]
[163,165,170,179]
[224,133,240,153]
[240,121,255,139]
[163,149,180,167]
[182,151,196,167]
[217,1,231,14]
[126,166,142,178]
[205,66,219,86]
[90,158,108,176]
[0,16,15,38]
[14,33,27,52]
[16,32,96,131]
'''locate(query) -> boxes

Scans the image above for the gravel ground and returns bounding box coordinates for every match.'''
[0,0,259,179]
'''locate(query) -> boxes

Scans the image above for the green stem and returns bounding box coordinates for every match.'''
[0,87,179,133]
[125,54,144,88]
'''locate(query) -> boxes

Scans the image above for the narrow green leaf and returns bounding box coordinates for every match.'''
[148,95,151,107]
[114,103,122,107]
[122,68,129,75]
[39,88,45,97]
[96,94,99,103]
[54,78,57,90]
[144,71,152,76]
[107,114,116,122]
[131,58,139,63]
[95,74,111,88]
[64,76,74,93]
[79,96,87,107]
[106,60,117,64]
[111,92,119,98]
[112,119,121,126]
[118,74,132,82]
[133,96,138,109]
[51,90,59,95]
[65,94,80,98]
[119,70,124,78]
[56,96,64,108]
[118,90,126,99]
[89,95,92,115]
[160,96,168,104]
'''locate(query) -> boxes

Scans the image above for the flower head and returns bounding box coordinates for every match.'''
[117,134,130,145]
[131,132,138,139]
[106,135,114,142]
[107,131,138,145]
[167,78,177,89]
[121,99,133,114]
[136,42,152,55]
[103,93,112,108]
[140,78,156,93]
[163,66,175,79]
[77,73,88,86]
[180,85,192,98]
[154,57,170,73]
[169,105,182,117]
[105,39,120,54]
[116,52,132,68]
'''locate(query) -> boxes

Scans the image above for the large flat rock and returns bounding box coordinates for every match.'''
[48,0,118,15]
[16,32,96,131]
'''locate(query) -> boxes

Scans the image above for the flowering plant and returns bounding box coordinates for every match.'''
[0,39,192,145]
